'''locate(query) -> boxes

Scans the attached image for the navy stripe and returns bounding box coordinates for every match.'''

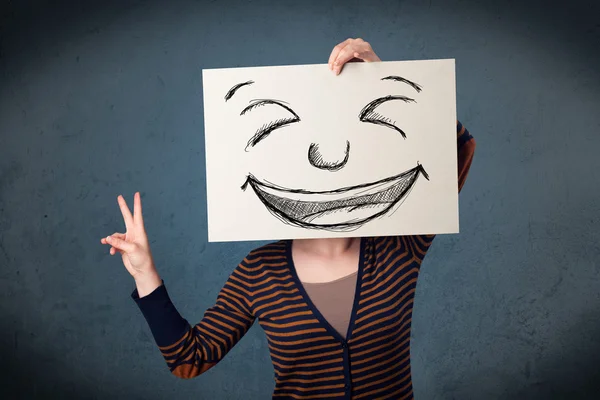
[458,128,473,149]
[133,121,475,400]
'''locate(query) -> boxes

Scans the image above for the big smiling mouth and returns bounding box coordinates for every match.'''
[241,163,429,231]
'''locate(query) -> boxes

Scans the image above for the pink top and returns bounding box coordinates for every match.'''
[302,271,358,337]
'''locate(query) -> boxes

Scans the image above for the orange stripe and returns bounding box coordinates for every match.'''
[268,341,339,355]
[359,258,417,300]
[355,376,412,400]
[261,318,320,329]
[159,328,190,352]
[235,267,290,281]
[253,295,304,313]
[270,348,343,362]
[220,288,252,313]
[268,335,335,347]
[413,234,431,248]
[352,339,410,371]
[239,260,287,272]
[351,317,412,350]
[195,326,225,359]
[374,237,393,253]
[362,247,410,290]
[259,302,306,319]
[216,298,254,323]
[352,319,410,355]
[380,386,413,400]
[202,315,241,340]
[246,248,286,260]
[353,292,415,335]
[251,280,295,297]
[264,327,328,338]
[352,363,411,398]
[272,390,344,399]
[407,237,428,258]
[219,292,252,316]
[205,306,251,328]
[272,357,343,369]
[351,330,410,359]
[229,272,291,289]
[275,375,344,384]
[171,361,215,379]
[356,275,418,321]
[270,310,314,321]
[353,351,410,380]
[276,383,345,392]
[250,288,300,307]
[162,333,195,358]
[274,366,344,377]
[223,279,253,297]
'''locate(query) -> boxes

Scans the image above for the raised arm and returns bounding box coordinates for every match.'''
[101,193,255,378]
[456,120,476,192]
[132,269,255,378]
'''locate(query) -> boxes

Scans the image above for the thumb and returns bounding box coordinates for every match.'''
[106,236,136,253]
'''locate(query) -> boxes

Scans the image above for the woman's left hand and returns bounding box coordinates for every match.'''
[328,38,381,75]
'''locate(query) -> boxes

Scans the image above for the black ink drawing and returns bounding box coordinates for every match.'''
[240,164,429,231]
[359,95,415,139]
[240,99,300,150]
[381,75,423,92]
[226,75,428,231]
[308,141,350,171]
[224,80,254,101]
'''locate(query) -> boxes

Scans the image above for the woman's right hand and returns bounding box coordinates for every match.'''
[101,192,162,297]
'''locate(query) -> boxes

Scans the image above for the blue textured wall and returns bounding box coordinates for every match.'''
[1,0,599,398]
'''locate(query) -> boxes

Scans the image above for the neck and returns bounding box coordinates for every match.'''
[293,237,358,257]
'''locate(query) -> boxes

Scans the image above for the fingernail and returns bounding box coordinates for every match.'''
[106,236,111,242]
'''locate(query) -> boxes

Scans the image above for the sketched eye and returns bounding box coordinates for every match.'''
[241,99,300,150]
[359,95,415,139]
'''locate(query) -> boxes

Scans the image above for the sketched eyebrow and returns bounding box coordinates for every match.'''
[240,99,298,118]
[241,99,300,150]
[225,80,254,101]
[359,95,415,138]
[381,76,423,93]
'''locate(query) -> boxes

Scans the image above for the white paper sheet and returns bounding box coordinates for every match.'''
[202,59,458,242]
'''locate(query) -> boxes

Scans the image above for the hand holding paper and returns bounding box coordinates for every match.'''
[203,57,458,242]
[328,38,382,74]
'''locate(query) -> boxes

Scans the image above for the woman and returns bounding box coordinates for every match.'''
[102,38,476,399]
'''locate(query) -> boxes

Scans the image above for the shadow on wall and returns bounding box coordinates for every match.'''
[0,338,108,399]
[445,312,600,400]
[508,312,600,400]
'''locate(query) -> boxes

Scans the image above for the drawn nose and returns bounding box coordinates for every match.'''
[307,141,350,171]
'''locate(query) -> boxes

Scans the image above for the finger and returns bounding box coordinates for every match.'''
[105,235,136,253]
[110,246,124,256]
[328,38,353,69]
[353,49,380,63]
[117,195,134,230]
[101,232,125,244]
[133,192,144,227]
[333,45,360,75]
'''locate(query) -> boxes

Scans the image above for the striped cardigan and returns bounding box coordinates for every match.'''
[133,122,476,399]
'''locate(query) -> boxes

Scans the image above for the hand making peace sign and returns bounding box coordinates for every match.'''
[100,193,161,296]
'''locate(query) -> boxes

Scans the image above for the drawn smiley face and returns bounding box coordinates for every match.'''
[224,75,429,232]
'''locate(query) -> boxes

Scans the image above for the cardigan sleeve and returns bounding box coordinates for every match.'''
[132,263,255,379]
